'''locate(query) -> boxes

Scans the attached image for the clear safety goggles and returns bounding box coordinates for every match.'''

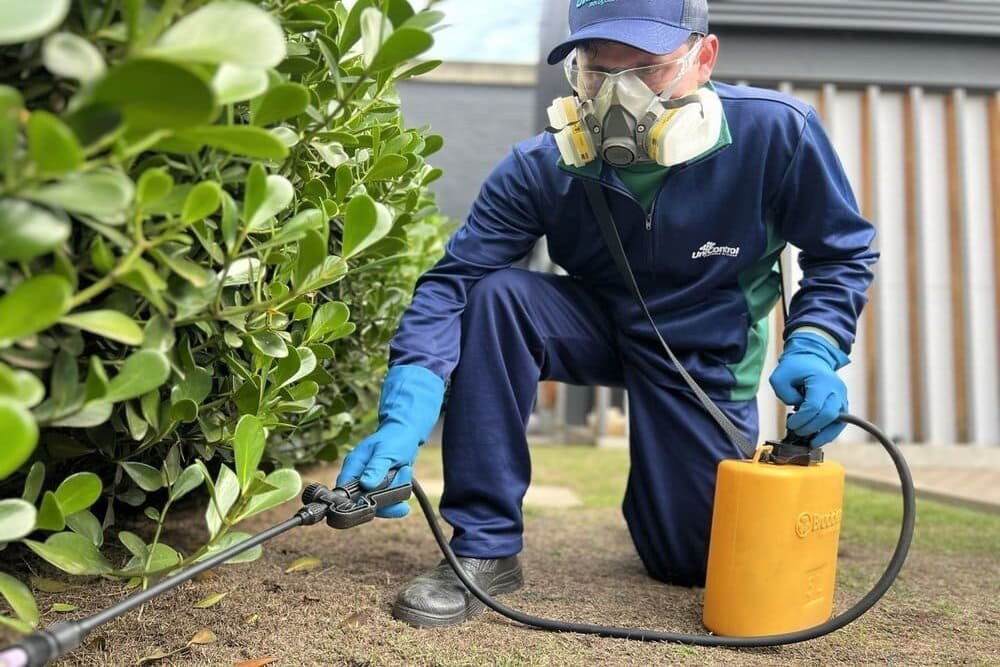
[564,39,703,100]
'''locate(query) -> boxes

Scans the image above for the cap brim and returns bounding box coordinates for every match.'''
[546,20,692,65]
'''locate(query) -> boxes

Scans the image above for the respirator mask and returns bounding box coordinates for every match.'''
[546,38,722,168]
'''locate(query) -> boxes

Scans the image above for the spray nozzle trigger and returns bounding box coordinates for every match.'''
[300,470,411,529]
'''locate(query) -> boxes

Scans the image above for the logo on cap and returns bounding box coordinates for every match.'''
[576,0,618,8]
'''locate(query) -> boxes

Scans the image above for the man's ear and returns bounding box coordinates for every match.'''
[697,34,719,84]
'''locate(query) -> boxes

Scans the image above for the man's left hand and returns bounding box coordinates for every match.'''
[769,331,850,446]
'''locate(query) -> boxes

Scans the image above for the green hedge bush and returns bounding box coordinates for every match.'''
[0,0,450,633]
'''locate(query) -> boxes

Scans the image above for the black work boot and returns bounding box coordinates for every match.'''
[392,555,523,628]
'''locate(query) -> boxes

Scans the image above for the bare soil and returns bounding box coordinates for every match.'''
[2,459,998,667]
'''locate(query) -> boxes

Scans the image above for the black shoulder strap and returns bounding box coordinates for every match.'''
[582,179,756,458]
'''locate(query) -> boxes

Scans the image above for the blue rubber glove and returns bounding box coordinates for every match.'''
[336,365,445,518]
[769,331,850,446]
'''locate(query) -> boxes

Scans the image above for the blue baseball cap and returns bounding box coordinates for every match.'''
[546,0,709,65]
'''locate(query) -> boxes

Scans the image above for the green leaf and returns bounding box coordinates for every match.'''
[176,126,289,160]
[91,57,215,130]
[21,462,45,505]
[170,464,204,502]
[273,347,317,390]
[65,509,103,547]
[50,602,76,613]
[29,576,75,593]
[243,162,266,221]
[154,1,286,68]
[249,331,288,359]
[0,499,37,542]
[307,302,350,344]
[237,469,301,520]
[364,154,407,182]
[90,235,115,274]
[0,0,70,45]
[121,462,162,492]
[271,126,299,147]
[0,200,71,263]
[205,464,239,539]
[24,532,112,575]
[35,492,64,532]
[27,111,83,174]
[251,83,309,126]
[118,531,146,558]
[294,230,326,287]
[145,543,181,573]
[192,591,228,609]
[0,398,38,481]
[369,28,433,73]
[42,32,105,83]
[54,472,102,515]
[401,9,445,32]
[63,103,121,148]
[395,58,442,82]
[153,250,213,287]
[312,142,348,168]
[59,310,144,346]
[234,415,265,493]
[181,181,221,224]
[49,401,112,428]
[222,258,262,287]
[136,168,173,207]
[0,573,38,629]
[342,194,392,259]
[103,349,170,403]
[0,87,24,174]
[169,398,197,423]
[300,256,347,292]
[173,366,212,404]
[212,64,269,105]
[360,7,393,68]
[25,171,134,217]
[0,362,46,407]
[0,275,71,347]
[292,303,313,322]
[246,175,293,230]
[84,356,109,404]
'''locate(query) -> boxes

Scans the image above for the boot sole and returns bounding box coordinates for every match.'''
[392,565,524,628]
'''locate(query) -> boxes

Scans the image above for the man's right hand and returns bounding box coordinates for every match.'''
[334,365,445,518]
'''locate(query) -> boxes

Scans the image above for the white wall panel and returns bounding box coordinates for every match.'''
[960,97,1000,445]
[873,92,914,443]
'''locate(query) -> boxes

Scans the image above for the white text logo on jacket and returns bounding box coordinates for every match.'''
[691,242,741,260]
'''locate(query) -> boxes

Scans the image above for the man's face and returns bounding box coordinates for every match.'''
[573,36,718,99]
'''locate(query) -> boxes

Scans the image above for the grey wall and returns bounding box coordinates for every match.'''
[397,81,535,222]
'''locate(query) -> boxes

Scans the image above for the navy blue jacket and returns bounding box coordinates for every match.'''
[389,82,878,401]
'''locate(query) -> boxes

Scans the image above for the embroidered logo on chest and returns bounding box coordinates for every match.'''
[691,241,741,260]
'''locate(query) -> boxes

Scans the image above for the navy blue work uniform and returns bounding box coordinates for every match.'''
[389,82,878,585]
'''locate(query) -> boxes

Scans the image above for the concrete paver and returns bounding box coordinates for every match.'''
[808,442,1000,514]
[416,479,583,509]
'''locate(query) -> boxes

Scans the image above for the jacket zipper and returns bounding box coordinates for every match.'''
[573,142,730,275]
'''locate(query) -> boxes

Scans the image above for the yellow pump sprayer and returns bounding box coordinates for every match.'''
[703,438,846,636]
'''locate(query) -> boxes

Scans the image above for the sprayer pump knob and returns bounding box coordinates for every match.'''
[302,482,325,505]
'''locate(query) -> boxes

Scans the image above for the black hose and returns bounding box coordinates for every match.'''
[414,412,916,646]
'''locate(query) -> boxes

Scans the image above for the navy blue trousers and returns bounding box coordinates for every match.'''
[440,269,759,586]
